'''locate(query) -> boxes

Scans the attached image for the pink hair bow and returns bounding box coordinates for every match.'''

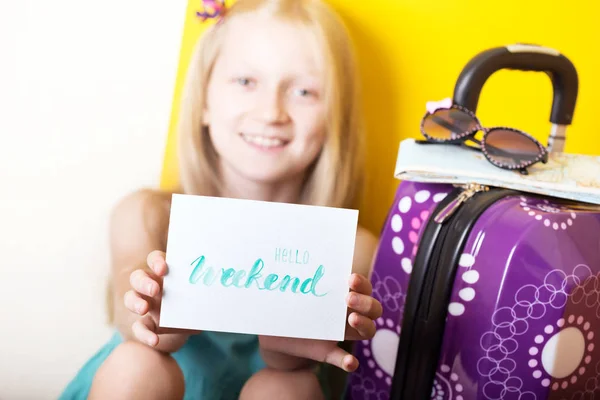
[425,97,453,114]
[196,0,227,23]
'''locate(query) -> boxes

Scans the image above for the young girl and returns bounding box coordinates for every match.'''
[60,0,382,398]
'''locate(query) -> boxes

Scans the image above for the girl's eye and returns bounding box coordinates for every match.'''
[236,77,254,87]
[293,88,315,98]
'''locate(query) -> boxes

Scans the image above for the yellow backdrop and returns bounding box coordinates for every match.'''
[161,0,600,235]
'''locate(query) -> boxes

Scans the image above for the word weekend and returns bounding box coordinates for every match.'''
[188,250,327,297]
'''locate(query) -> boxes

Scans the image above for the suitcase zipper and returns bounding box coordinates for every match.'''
[390,183,518,400]
[434,183,489,224]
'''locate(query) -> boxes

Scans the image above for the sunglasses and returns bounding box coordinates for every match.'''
[416,98,549,175]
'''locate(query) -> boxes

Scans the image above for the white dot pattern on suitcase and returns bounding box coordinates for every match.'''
[353,267,407,399]
[519,196,577,231]
[349,187,450,398]
[528,316,595,392]
[477,264,600,400]
[433,364,466,400]
[448,230,486,316]
[390,190,447,274]
[367,317,401,385]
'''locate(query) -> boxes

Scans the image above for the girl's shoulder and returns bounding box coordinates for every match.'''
[111,188,173,224]
[109,188,175,249]
[353,226,379,278]
[112,187,174,214]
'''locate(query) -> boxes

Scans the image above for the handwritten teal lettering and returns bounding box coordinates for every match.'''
[274,248,310,265]
[203,267,217,286]
[275,247,282,262]
[245,259,264,289]
[279,275,301,292]
[188,255,327,297]
[188,255,219,286]
[220,268,236,287]
[263,274,279,290]
[300,265,327,297]
[232,269,247,288]
[189,256,206,284]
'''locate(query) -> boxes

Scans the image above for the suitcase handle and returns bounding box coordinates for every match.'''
[452,44,579,152]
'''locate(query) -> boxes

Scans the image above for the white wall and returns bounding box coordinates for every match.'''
[0,1,187,398]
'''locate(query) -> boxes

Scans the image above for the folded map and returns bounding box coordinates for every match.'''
[395,139,600,205]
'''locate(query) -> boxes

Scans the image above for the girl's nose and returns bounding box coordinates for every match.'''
[255,90,290,124]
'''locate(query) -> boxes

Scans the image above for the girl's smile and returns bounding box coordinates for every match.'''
[204,12,326,185]
[239,132,290,152]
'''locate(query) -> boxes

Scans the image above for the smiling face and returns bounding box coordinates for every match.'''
[204,12,327,185]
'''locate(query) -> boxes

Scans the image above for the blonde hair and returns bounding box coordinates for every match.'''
[106,0,365,325]
[178,0,365,209]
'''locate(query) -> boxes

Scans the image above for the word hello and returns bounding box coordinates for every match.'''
[188,255,327,297]
[274,248,310,264]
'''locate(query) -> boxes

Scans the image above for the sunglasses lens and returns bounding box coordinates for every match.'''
[485,129,542,166]
[423,109,478,140]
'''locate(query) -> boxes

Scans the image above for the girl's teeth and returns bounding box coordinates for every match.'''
[242,134,284,148]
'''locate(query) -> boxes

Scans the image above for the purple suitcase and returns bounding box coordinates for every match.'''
[345,46,600,400]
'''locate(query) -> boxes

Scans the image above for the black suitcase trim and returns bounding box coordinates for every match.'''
[390,186,518,399]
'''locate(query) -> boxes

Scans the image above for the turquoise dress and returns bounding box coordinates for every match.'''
[60,331,269,400]
[60,330,336,399]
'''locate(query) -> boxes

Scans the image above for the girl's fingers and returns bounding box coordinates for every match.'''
[147,250,168,276]
[344,324,363,341]
[132,315,159,347]
[156,326,200,335]
[258,336,359,372]
[346,292,383,320]
[348,273,372,296]
[296,340,358,372]
[323,346,359,373]
[129,269,160,298]
[347,312,376,340]
[124,290,149,315]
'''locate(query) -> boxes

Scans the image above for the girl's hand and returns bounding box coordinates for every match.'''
[123,250,198,352]
[344,273,382,341]
[258,273,383,372]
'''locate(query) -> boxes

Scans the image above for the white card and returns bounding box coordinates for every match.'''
[159,194,359,341]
